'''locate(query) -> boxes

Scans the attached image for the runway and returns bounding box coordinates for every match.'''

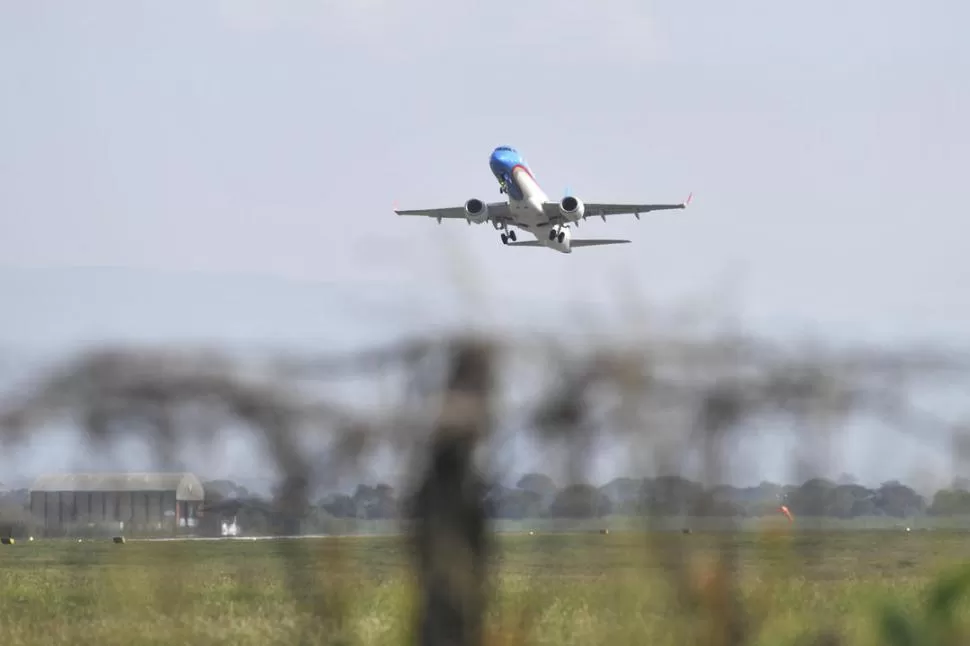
[128,533,388,542]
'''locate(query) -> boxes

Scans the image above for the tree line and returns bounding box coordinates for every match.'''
[207,472,970,521]
[6,472,970,538]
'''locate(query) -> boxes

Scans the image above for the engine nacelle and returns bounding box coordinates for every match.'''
[464,198,489,223]
[558,195,585,222]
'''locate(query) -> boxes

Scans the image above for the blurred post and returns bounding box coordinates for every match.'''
[409,339,494,646]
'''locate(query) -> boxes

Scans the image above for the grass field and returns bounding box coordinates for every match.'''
[3,530,970,645]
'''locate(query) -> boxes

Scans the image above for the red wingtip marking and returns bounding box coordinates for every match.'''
[685,192,693,206]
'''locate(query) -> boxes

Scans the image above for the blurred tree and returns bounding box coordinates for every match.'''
[352,483,398,519]
[875,481,925,518]
[928,489,970,516]
[516,473,558,505]
[319,493,357,518]
[549,483,612,518]
[599,477,643,514]
[488,487,544,519]
[639,475,704,517]
[786,478,838,516]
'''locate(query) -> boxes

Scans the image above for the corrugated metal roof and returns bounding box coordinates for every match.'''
[29,472,204,500]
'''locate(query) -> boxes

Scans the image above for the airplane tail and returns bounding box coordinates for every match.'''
[570,239,630,247]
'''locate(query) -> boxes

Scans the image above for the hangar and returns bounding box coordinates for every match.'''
[29,472,205,536]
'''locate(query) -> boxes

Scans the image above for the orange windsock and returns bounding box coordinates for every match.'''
[779,505,793,522]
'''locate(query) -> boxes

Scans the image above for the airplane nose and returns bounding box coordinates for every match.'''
[489,151,507,175]
[490,148,516,170]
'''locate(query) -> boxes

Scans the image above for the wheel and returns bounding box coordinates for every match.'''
[501,233,508,244]
[508,230,517,242]
[548,229,557,241]
[558,231,565,243]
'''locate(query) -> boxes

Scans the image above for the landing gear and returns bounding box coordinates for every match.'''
[501,230,517,244]
[548,226,566,243]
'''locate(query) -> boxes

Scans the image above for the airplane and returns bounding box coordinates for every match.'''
[394,145,691,254]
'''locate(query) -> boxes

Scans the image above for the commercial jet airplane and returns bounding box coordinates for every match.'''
[394,146,691,253]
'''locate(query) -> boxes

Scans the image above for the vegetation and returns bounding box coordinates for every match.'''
[230,472,970,525]
[2,328,969,644]
[9,471,970,540]
[3,530,970,645]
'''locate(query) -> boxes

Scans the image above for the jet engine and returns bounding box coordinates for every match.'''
[558,195,586,222]
[464,198,489,223]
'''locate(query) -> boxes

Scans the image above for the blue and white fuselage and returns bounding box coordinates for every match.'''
[486,145,574,252]
[394,146,691,254]
[489,146,547,205]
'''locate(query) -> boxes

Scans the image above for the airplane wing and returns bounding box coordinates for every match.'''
[543,193,692,223]
[394,202,513,223]
[507,239,631,248]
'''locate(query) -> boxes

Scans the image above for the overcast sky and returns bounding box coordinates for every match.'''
[1,2,968,492]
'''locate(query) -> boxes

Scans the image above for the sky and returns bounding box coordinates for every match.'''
[1,1,969,493]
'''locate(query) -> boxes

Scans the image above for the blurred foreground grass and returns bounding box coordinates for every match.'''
[3,531,970,645]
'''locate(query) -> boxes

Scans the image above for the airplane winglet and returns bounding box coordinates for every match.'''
[683,192,693,208]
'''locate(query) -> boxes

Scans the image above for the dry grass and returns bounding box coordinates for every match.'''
[2,530,970,646]
[3,331,970,645]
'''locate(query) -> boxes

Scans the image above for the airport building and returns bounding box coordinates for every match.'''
[29,472,205,536]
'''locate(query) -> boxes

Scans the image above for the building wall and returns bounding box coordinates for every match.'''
[58,491,74,525]
[45,492,59,529]
[30,489,188,536]
[90,491,105,522]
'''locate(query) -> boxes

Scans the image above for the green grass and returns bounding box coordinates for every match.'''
[3,530,970,645]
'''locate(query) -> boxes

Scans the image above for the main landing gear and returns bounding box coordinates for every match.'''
[500,230,517,244]
[548,226,566,244]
